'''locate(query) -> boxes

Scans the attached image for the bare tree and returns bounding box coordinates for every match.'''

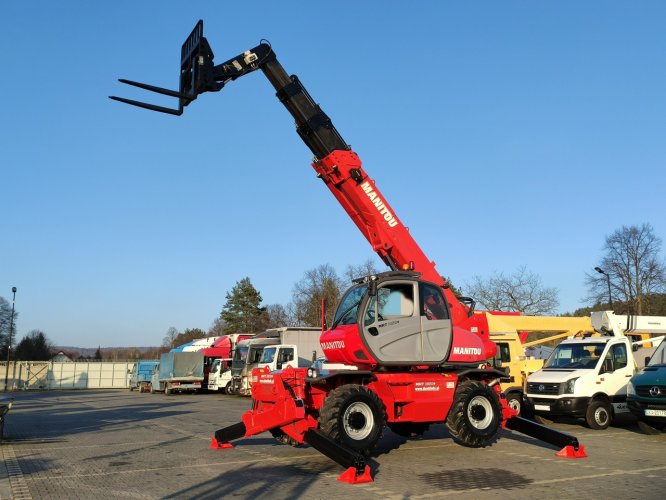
[586,224,666,314]
[292,264,343,327]
[208,317,226,337]
[0,296,19,357]
[265,303,296,328]
[162,326,180,349]
[343,258,385,284]
[466,266,559,314]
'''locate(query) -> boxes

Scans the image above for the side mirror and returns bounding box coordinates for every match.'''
[645,356,651,366]
[369,280,377,296]
[276,362,282,369]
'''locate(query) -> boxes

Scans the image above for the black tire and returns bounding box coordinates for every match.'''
[388,422,430,438]
[319,384,386,455]
[637,420,664,435]
[164,385,171,396]
[224,381,232,394]
[585,400,612,430]
[505,392,522,417]
[445,380,502,448]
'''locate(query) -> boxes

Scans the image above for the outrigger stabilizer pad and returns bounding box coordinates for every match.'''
[338,465,373,484]
[555,444,587,459]
[210,437,233,449]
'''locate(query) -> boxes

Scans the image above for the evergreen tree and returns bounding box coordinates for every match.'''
[15,330,53,361]
[220,278,269,334]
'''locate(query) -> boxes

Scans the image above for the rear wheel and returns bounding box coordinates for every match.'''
[445,380,501,447]
[585,400,612,430]
[164,384,171,396]
[319,384,386,455]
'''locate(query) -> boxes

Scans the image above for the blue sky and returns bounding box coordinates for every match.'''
[2,1,665,347]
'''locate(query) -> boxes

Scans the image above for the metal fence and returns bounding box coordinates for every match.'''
[1,361,133,390]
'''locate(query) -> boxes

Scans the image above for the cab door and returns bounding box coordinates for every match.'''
[597,340,634,413]
[419,282,452,363]
[361,280,422,364]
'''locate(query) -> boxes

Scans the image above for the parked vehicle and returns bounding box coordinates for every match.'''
[128,360,159,392]
[526,312,666,429]
[486,314,595,416]
[204,334,253,392]
[231,327,321,396]
[154,352,204,395]
[627,337,666,434]
[170,337,220,352]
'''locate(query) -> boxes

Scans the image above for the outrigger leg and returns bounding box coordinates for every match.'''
[303,429,373,484]
[211,421,373,484]
[505,417,587,458]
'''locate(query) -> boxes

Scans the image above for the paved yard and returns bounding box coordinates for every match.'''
[1,390,665,499]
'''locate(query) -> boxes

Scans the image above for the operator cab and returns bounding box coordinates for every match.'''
[322,271,453,366]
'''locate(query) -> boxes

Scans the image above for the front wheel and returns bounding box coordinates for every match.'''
[319,384,386,455]
[505,393,523,416]
[585,400,612,430]
[446,380,502,448]
[224,381,232,394]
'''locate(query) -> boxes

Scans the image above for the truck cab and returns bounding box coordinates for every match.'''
[207,358,233,393]
[526,336,634,429]
[627,337,666,434]
[233,338,278,395]
[128,360,159,392]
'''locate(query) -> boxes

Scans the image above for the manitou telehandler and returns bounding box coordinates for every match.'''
[111,20,585,484]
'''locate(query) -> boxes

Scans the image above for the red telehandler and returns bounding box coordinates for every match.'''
[111,20,585,484]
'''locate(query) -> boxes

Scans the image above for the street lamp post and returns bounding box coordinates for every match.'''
[4,286,17,392]
[594,267,613,311]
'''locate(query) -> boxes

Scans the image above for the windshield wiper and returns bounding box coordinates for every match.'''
[331,299,362,329]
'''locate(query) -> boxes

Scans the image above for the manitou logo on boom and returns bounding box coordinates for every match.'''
[453,346,482,356]
[360,181,398,228]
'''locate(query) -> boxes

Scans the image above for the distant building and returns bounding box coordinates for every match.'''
[51,351,73,363]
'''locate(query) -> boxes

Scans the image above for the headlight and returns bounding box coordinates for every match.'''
[564,377,579,394]
[626,381,636,396]
[307,368,317,378]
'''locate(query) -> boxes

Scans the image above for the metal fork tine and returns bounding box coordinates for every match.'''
[108,96,182,116]
[118,79,191,100]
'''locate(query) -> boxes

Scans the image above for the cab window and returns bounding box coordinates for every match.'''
[420,283,449,320]
[612,343,627,370]
[365,283,415,325]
